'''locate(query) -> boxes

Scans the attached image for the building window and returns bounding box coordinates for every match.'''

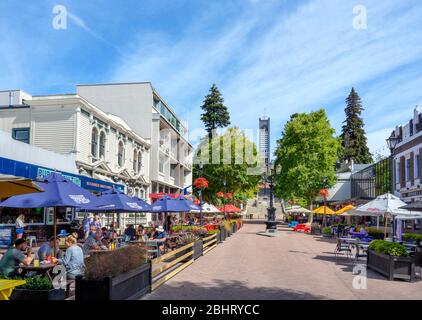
[91,128,99,158]
[133,149,138,173]
[118,141,124,167]
[99,131,106,159]
[416,154,420,179]
[159,157,165,174]
[170,164,177,178]
[12,128,30,144]
[137,152,142,173]
[406,158,411,181]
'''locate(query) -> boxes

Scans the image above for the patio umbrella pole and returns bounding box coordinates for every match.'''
[53,207,57,258]
[384,214,388,239]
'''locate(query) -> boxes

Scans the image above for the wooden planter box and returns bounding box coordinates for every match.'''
[231,223,237,234]
[75,263,151,300]
[367,250,415,282]
[219,227,227,241]
[11,288,65,300]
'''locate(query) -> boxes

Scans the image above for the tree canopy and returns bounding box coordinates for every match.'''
[193,127,261,205]
[340,88,373,164]
[200,84,231,135]
[274,109,341,210]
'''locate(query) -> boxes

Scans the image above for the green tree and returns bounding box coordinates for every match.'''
[274,109,341,220]
[200,84,231,136]
[340,88,373,163]
[193,127,261,206]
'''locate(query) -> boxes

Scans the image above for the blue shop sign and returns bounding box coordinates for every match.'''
[0,156,124,193]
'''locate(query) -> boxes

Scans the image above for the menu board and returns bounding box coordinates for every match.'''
[0,227,13,248]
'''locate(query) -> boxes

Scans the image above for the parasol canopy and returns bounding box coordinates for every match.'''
[312,206,335,215]
[355,193,411,217]
[0,175,44,199]
[286,206,312,214]
[218,204,241,213]
[152,195,201,213]
[335,205,355,215]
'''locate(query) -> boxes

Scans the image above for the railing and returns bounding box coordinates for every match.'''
[150,232,219,291]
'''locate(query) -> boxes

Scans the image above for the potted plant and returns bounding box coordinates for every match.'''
[75,246,151,300]
[402,233,422,245]
[367,240,415,282]
[311,223,322,235]
[322,227,332,238]
[10,275,65,300]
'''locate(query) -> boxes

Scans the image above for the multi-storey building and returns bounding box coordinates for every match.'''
[0,89,150,199]
[259,117,270,167]
[76,83,193,197]
[390,107,422,203]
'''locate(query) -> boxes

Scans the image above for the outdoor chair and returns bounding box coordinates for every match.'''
[351,243,368,266]
[334,239,352,262]
[288,221,299,228]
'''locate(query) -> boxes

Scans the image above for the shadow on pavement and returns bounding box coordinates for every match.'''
[144,279,329,300]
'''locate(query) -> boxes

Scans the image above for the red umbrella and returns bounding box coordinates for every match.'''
[218,204,241,213]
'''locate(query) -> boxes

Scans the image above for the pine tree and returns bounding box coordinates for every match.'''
[200,84,231,135]
[340,88,373,164]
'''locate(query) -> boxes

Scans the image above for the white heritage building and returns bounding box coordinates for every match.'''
[0,83,193,227]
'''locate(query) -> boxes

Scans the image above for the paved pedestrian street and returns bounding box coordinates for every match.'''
[144,223,422,300]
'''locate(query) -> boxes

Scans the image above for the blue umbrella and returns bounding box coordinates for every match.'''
[152,195,201,213]
[85,187,150,213]
[82,187,152,234]
[0,172,101,256]
[0,172,100,209]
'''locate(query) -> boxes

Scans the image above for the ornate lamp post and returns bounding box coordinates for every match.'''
[386,133,400,242]
[265,163,281,232]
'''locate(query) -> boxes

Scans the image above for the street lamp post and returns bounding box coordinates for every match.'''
[265,164,279,232]
[223,179,227,219]
[199,162,204,226]
[386,133,400,242]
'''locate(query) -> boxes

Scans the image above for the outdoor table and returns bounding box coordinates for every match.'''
[339,237,359,244]
[16,263,56,280]
[0,279,26,300]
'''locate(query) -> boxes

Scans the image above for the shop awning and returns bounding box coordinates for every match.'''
[0,175,43,199]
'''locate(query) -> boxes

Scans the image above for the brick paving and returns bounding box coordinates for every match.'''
[143,224,422,300]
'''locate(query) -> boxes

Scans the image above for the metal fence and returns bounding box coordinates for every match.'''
[351,157,392,200]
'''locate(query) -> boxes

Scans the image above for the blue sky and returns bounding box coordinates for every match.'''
[1,0,422,159]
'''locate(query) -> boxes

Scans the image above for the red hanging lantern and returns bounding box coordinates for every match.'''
[319,189,329,198]
[194,177,209,189]
[217,191,224,198]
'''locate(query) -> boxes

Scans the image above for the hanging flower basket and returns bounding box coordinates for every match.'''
[217,191,225,198]
[319,189,329,198]
[225,192,233,199]
[194,177,209,189]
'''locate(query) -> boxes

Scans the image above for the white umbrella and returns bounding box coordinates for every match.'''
[354,193,416,239]
[286,206,311,214]
[191,203,221,214]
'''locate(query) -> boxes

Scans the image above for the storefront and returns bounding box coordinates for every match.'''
[0,156,124,246]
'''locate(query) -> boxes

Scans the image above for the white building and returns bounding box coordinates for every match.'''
[391,107,422,203]
[76,83,193,197]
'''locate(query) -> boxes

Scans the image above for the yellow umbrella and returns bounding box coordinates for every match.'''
[313,206,336,215]
[335,205,355,215]
[0,175,43,199]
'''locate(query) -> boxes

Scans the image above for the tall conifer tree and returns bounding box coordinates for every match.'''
[200,84,231,136]
[340,88,373,164]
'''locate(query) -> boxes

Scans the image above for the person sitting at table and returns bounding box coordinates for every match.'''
[150,226,167,253]
[164,215,173,233]
[137,225,147,241]
[82,231,103,255]
[36,237,62,261]
[0,239,34,277]
[52,235,84,279]
[124,224,136,242]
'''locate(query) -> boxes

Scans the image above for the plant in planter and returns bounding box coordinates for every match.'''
[10,275,65,300]
[365,228,385,240]
[322,227,332,237]
[75,246,151,300]
[402,233,422,244]
[367,240,414,282]
[175,233,202,260]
